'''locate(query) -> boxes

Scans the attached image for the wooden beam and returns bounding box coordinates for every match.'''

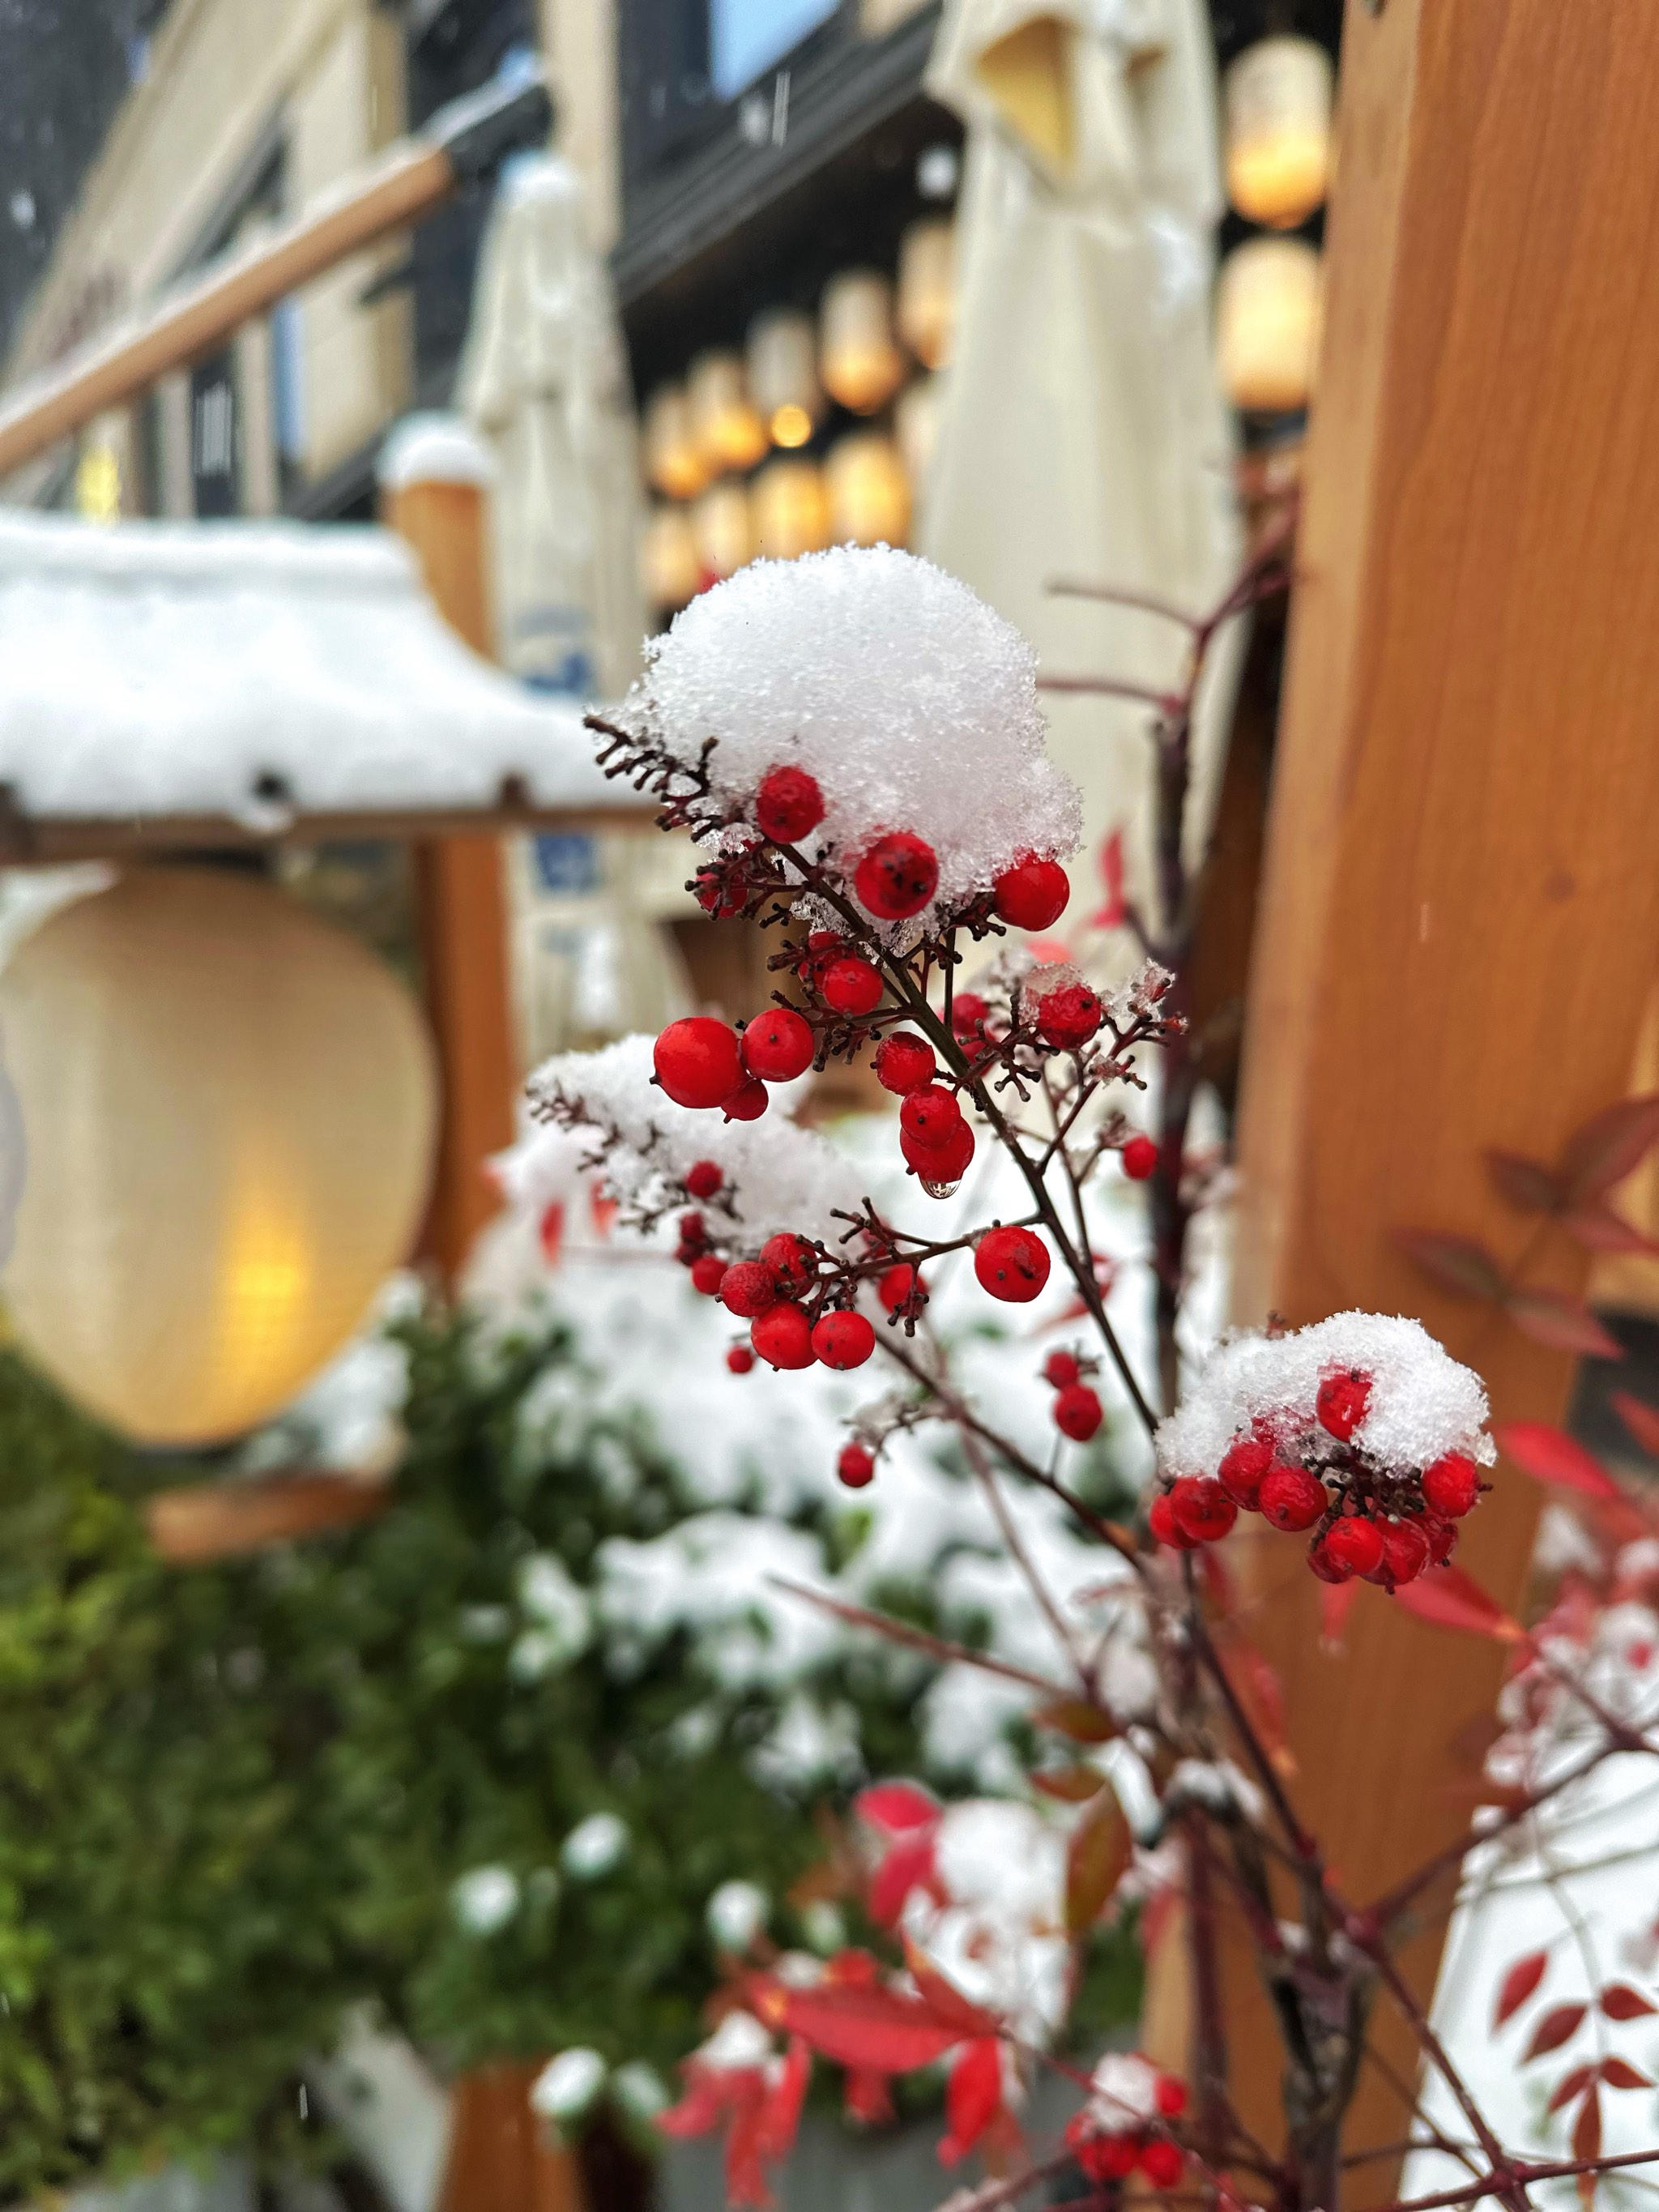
[1214,0,1659,2186]
[0,801,646,867]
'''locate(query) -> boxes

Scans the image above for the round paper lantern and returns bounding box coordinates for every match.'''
[1218,237,1323,414]
[752,458,830,560]
[692,479,753,579]
[0,867,438,1447]
[825,431,911,547]
[747,308,822,449]
[897,217,955,369]
[643,385,708,499]
[641,504,702,611]
[687,350,769,473]
[1225,36,1335,229]
[820,271,905,415]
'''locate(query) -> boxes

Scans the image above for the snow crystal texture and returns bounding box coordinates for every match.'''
[618,546,1083,916]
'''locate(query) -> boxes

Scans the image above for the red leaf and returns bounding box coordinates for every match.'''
[855,1782,939,1834]
[1613,1392,1659,1461]
[1065,1786,1132,1936]
[1560,1095,1659,1201]
[1494,1422,1623,1501]
[1033,1698,1118,1744]
[868,1831,936,1928]
[757,2038,811,2160]
[1393,1228,1507,1302]
[1394,1565,1525,1643]
[1601,2058,1654,2090]
[1573,2082,1602,2207]
[1559,1199,1659,1255]
[771,1983,965,2074]
[940,2038,1005,2167]
[1486,1151,1563,1212]
[1549,2064,1598,2115]
[1032,1764,1108,1804]
[1495,1950,1550,2028]
[1524,2002,1588,2061]
[1088,830,1126,930]
[1598,1984,1658,2022]
[901,1943,1002,2039]
[1506,1291,1625,1360]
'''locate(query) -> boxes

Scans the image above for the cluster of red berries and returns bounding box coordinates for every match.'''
[1042,1349,1103,1441]
[1149,1368,1486,1588]
[674,1185,877,1375]
[1064,2073,1188,2189]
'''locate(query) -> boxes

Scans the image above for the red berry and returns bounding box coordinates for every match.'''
[1139,2140,1184,2189]
[1422,1452,1479,1518]
[685,1159,723,1200]
[751,1300,815,1369]
[878,1262,923,1313]
[838,1442,876,1488]
[1054,1383,1102,1441]
[1258,1465,1328,1532]
[812,1310,876,1369]
[690,1254,727,1296]
[742,1006,815,1082]
[1316,1369,1371,1442]
[1035,983,1103,1050]
[693,864,749,919]
[901,1120,975,1187]
[949,992,990,1038]
[726,1344,755,1374]
[1154,2077,1188,2119]
[678,1210,705,1243]
[795,930,846,988]
[1075,2133,1139,2184]
[1308,1537,1351,1584]
[760,1232,818,1293]
[899,1084,964,1147]
[1121,1134,1158,1181]
[1218,1435,1273,1510]
[1170,1475,1237,1544]
[874,1032,936,1095]
[756,763,824,843]
[654,1017,744,1109]
[721,1078,770,1122]
[821,955,884,1017]
[1042,1350,1081,1389]
[1421,1513,1458,1564]
[1149,1493,1198,1550]
[1366,1518,1431,1587]
[854,831,938,920]
[1323,1516,1384,1578]
[719,1261,778,1317]
[974,1225,1051,1303]
[992,855,1070,932]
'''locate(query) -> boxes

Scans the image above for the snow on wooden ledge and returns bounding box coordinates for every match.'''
[0,510,646,857]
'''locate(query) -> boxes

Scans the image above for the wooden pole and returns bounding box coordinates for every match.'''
[382,472,518,1285]
[1197,0,1659,2189]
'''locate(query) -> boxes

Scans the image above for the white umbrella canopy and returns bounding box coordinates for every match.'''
[920,0,1243,953]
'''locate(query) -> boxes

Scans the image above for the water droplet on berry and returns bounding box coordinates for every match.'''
[920,1176,960,1199]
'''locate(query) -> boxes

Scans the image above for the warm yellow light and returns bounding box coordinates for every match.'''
[752,458,830,561]
[0,867,437,1447]
[825,431,911,548]
[1217,237,1323,415]
[1225,36,1334,229]
[643,384,709,499]
[820,271,905,416]
[748,310,823,448]
[897,217,955,371]
[771,403,814,449]
[687,350,770,474]
[75,442,122,523]
[692,479,753,579]
[640,504,702,610]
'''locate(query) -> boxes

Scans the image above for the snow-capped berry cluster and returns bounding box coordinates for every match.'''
[1150,1313,1496,1586]
[1064,2052,1190,2188]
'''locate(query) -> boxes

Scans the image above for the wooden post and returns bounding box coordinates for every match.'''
[1197,0,1659,2189]
[382,459,517,1283]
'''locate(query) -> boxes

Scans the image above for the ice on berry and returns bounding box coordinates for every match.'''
[613,545,1082,918]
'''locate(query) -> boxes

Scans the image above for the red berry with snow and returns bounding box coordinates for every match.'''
[654,1017,744,1109]
[874,1032,936,1094]
[1259,1465,1328,1532]
[1307,1538,1350,1584]
[755,763,825,843]
[1054,1383,1103,1441]
[838,1442,876,1489]
[1139,2141,1184,2189]
[690,1255,727,1296]
[1218,1435,1273,1510]
[1422,1451,1479,1518]
[901,1119,975,1187]
[726,1344,754,1374]
[1170,1475,1237,1544]
[751,1300,815,1369]
[974,1225,1051,1303]
[878,1262,923,1313]
[1367,1518,1431,1587]
[1036,984,1103,1050]
[1121,1134,1158,1181]
[742,1006,815,1082]
[899,1085,965,1147]
[1322,1516,1384,1578]
[992,854,1070,931]
[854,831,938,920]
[721,1077,770,1122]
[719,1261,778,1318]
[950,992,990,1038]
[760,1232,818,1293]
[812,1309,876,1370]
[693,864,749,919]
[1155,2077,1188,2119]
[1149,1492,1198,1550]
[684,1159,723,1200]
[1316,1369,1371,1441]
[1043,1349,1081,1389]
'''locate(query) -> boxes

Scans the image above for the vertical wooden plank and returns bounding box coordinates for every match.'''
[1216,0,1659,2183]
[382,475,517,1283]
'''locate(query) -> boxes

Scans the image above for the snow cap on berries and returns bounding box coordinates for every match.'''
[616,546,1081,919]
[1083,2052,1163,2131]
[1155,1313,1495,1483]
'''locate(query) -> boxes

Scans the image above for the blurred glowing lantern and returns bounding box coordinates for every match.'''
[897,217,955,369]
[640,504,702,610]
[1217,237,1323,414]
[687,349,769,473]
[1225,36,1335,230]
[825,431,911,547]
[643,384,708,498]
[0,867,437,1448]
[820,271,905,415]
[747,308,822,449]
[692,478,753,579]
[751,458,830,559]
[895,375,941,495]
